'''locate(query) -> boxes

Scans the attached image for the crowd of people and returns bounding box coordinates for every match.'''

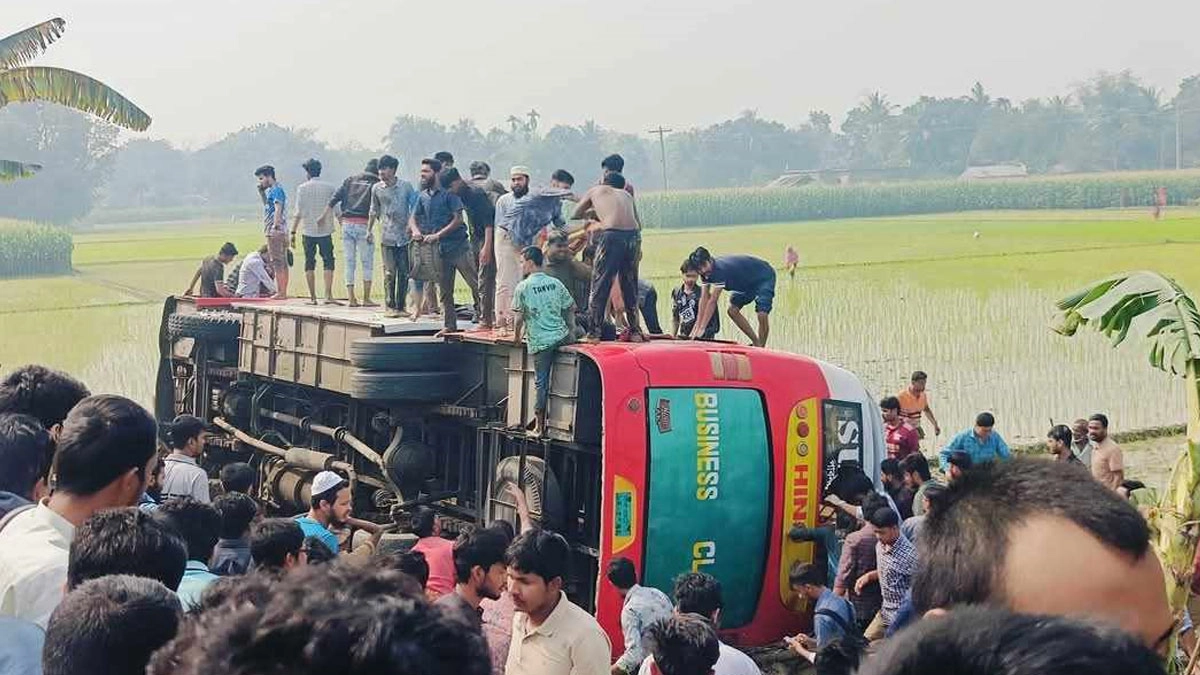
[185,152,783,434]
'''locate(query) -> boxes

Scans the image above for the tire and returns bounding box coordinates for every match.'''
[383,439,436,501]
[349,370,460,402]
[168,311,241,342]
[349,337,457,372]
[489,456,565,532]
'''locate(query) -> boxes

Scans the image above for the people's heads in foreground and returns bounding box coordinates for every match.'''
[440,167,466,193]
[545,231,572,263]
[900,453,930,490]
[219,461,256,495]
[680,261,700,288]
[946,451,972,482]
[788,562,826,601]
[387,550,430,590]
[217,242,238,264]
[250,518,307,571]
[453,527,509,601]
[1072,418,1089,444]
[520,246,545,277]
[469,160,490,179]
[860,606,1165,675]
[505,529,569,616]
[55,395,159,509]
[149,564,491,675]
[644,613,720,675]
[44,575,183,675]
[0,412,53,502]
[1046,424,1073,459]
[156,497,221,564]
[434,150,454,169]
[167,414,206,457]
[0,364,90,432]
[67,507,187,591]
[672,572,723,625]
[912,457,1172,650]
[868,507,902,546]
[602,172,626,190]
[605,556,639,595]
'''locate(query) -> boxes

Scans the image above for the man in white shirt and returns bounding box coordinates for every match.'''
[291,158,339,305]
[505,530,611,675]
[161,414,210,503]
[606,557,673,675]
[0,395,158,628]
[236,245,278,298]
[638,572,761,675]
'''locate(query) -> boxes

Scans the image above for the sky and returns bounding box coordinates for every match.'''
[6,0,1200,149]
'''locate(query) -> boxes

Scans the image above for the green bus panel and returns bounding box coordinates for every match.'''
[643,388,771,628]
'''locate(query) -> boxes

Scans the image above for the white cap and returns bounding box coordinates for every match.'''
[310,470,345,496]
[510,165,531,178]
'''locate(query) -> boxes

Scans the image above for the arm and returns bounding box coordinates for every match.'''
[255,259,278,296]
[689,285,723,339]
[671,299,681,337]
[272,194,286,232]
[368,187,380,231]
[505,484,535,533]
[614,606,645,673]
[184,265,202,295]
[564,303,578,338]
[433,209,464,239]
[570,190,595,221]
[833,539,855,596]
[995,434,1011,460]
[481,226,494,266]
[939,433,963,470]
[853,569,879,595]
[924,401,941,435]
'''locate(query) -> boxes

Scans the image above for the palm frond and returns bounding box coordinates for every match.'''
[0,66,151,131]
[0,18,66,71]
[0,159,42,181]
[1053,271,1200,378]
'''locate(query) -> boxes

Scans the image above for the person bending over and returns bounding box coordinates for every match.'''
[684,247,775,347]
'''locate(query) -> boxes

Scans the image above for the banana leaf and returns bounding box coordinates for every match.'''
[0,66,151,130]
[0,18,65,71]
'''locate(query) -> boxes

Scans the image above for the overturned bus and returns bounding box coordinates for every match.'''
[156,296,884,653]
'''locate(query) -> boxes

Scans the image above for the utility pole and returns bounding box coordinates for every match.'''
[1177,104,1183,170]
[648,126,672,191]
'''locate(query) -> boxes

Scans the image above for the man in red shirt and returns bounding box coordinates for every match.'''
[409,507,456,599]
[881,396,919,460]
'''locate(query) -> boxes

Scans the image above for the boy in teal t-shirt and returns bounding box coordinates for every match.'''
[512,245,576,436]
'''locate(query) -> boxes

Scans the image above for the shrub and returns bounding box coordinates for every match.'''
[0,221,73,277]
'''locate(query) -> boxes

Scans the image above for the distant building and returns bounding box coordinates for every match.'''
[958,163,1029,180]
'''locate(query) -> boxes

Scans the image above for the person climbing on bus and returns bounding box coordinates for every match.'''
[685,247,776,347]
[511,246,576,437]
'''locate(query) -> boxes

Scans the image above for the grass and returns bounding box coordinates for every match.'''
[3,208,1197,458]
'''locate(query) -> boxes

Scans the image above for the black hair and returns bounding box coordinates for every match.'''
[858,606,1165,675]
[521,245,545,267]
[156,496,221,563]
[912,457,1151,614]
[1048,424,1073,447]
[254,165,275,179]
[0,412,52,498]
[900,453,930,482]
[1120,479,1147,494]
[921,483,948,515]
[148,564,489,675]
[45,575,183,675]
[1090,413,1109,428]
[192,572,275,616]
[814,638,864,675]
[911,371,928,382]
[378,154,399,171]
[879,396,901,413]
[167,414,205,450]
[219,462,256,494]
[551,168,575,186]
[303,535,337,565]
[422,158,443,174]
[453,527,509,583]
[302,158,322,177]
[488,520,516,545]
[218,242,239,257]
[439,167,463,190]
[434,151,454,166]
[947,451,973,470]
[860,491,890,516]
[310,479,348,510]
[644,613,720,675]
[975,412,996,428]
[605,557,638,590]
[828,462,874,504]
[469,160,490,177]
[672,572,722,617]
[602,172,626,189]
[213,492,258,540]
[789,561,824,588]
[364,158,380,174]
[880,458,903,481]
[55,395,157,496]
[387,550,430,589]
[601,154,625,173]
[411,506,437,538]
[685,246,713,273]
[546,230,569,246]
[505,529,569,583]
[868,507,900,529]
[0,364,90,430]
[68,507,187,591]
[250,518,305,570]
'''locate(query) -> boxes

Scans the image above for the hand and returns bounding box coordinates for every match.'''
[824,494,845,507]
[366,232,374,245]
[506,484,524,501]
[934,424,942,436]
[413,233,425,242]
[854,574,871,595]
[183,290,194,297]
[428,232,440,243]
[480,248,493,267]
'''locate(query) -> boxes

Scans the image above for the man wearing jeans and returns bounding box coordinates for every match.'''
[443,168,496,329]
[326,159,380,307]
[291,158,338,305]
[370,155,417,318]
[410,158,479,333]
[572,173,641,342]
[254,165,289,299]
[512,246,575,437]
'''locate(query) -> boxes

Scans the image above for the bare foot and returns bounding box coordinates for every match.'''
[271,294,289,301]
[323,298,343,306]
[478,322,493,331]
[307,298,319,306]
[363,300,379,308]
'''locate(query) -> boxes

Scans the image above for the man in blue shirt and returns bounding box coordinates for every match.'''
[295,470,347,554]
[787,562,856,663]
[255,165,289,299]
[685,247,776,347]
[155,497,222,609]
[410,158,479,333]
[939,412,1011,472]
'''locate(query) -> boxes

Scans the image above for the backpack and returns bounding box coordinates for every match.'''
[816,606,868,650]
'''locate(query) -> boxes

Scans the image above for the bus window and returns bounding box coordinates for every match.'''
[642,388,771,629]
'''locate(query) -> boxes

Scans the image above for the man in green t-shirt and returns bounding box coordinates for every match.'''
[512,245,576,437]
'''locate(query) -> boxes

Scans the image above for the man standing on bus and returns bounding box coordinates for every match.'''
[685,247,776,347]
[512,246,576,438]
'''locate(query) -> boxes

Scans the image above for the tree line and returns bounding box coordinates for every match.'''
[2,69,1199,225]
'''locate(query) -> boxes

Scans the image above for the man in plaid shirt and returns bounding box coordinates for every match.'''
[857,507,917,641]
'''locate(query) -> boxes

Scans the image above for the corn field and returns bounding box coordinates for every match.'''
[0,221,73,277]
[637,170,1200,228]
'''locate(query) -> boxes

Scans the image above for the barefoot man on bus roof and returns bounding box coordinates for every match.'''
[572,173,642,342]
